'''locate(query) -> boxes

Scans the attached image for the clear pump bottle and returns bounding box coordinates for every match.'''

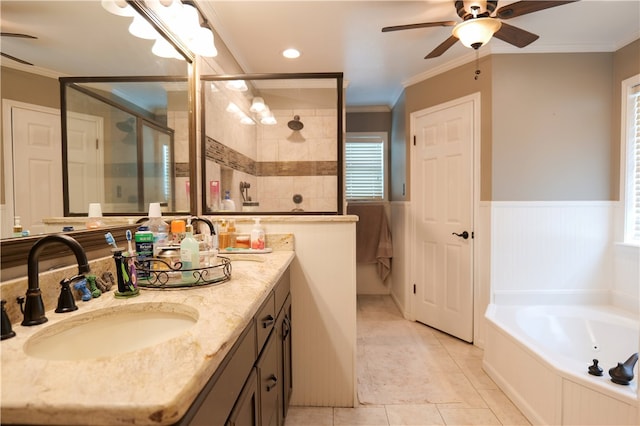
[180,222,200,280]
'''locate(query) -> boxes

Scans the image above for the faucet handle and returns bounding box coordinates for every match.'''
[55,277,79,313]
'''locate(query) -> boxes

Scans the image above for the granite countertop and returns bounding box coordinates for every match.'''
[1,251,295,426]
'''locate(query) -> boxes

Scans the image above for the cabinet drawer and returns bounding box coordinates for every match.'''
[255,292,275,354]
[274,269,290,316]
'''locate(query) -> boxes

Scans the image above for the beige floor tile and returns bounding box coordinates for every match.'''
[477,389,531,425]
[334,406,389,425]
[291,296,529,426]
[285,406,334,426]
[438,408,501,425]
[453,357,498,391]
[385,404,445,426]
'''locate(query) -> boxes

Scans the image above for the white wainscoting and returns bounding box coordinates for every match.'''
[490,201,615,305]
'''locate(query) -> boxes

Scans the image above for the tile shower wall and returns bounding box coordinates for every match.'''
[203,96,339,212]
[203,85,257,210]
[256,108,337,212]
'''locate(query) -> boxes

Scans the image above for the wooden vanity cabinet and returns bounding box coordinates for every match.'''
[177,268,291,426]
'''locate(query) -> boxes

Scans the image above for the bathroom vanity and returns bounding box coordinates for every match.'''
[0,251,294,426]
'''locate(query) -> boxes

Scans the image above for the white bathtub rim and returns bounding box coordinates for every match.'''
[484,303,639,406]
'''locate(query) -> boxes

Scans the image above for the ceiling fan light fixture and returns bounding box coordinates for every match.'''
[452,17,501,49]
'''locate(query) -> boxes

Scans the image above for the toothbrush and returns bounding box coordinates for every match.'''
[104,232,118,250]
[126,229,134,255]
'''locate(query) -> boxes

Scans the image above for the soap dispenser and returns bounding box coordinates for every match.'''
[250,218,265,250]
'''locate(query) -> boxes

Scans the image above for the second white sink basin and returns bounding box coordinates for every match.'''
[24,303,198,361]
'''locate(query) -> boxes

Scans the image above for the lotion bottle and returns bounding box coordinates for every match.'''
[180,222,200,280]
[250,218,265,250]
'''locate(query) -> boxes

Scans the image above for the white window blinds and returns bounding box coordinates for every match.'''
[345,134,385,200]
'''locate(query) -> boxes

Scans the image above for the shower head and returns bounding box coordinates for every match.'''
[116,117,135,133]
[288,115,304,131]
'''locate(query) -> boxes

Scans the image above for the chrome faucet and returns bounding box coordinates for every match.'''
[20,234,90,326]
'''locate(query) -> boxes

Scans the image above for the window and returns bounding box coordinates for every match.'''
[345,132,387,201]
[622,74,640,243]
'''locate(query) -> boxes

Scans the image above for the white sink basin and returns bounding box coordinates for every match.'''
[24,303,198,361]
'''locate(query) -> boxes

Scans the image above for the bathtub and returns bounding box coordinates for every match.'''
[484,304,639,425]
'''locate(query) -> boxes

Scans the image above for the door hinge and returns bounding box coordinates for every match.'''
[413,284,416,294]
[472,231,475,239]
[95,138,99,150]
[413,135,416,146]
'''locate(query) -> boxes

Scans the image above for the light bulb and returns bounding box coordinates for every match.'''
[101,0,135,17]
[250,97,266,113]
[129,14,158,40]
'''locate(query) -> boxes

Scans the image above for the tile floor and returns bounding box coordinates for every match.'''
[285,295,530,426]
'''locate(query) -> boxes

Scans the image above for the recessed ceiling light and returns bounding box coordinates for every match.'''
[282,48,301,59]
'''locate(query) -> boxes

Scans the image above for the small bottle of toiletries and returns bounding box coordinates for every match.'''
[146,202,169,254]
[227,219,237,248]
[180,222,200,280]
[135,226,154,278]
[171,219,186,245]
[210,180,221,211]
[218,219,229,249]
[12,216,23,237]
[250,218,265,250]
[222,191,236,211]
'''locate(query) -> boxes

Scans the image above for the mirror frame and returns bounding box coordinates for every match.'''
[200,72,344,215]
[0,1,197,270]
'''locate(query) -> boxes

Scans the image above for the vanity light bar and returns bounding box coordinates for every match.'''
[102,0,217,59]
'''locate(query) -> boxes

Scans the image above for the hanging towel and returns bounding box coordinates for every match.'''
[347,204,393,281]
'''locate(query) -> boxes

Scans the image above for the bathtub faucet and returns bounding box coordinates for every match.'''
[20,234,90,326]
[608,352,639,385]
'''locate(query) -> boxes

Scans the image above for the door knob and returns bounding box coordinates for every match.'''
[452,231,469,239]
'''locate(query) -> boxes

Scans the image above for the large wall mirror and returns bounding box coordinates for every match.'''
[201,73,344,215]
[1,1,195,241]
[1,1,197,273]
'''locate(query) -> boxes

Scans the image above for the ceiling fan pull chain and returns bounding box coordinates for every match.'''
[474,49,481,80]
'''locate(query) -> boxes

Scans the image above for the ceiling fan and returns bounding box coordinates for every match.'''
[1,32,38,66]
[382,1,578,59]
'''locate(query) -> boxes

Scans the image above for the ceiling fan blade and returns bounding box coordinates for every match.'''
[493,22,539,48]
[1,52,34,66]
[382,21,456,32]
[425,35,459,59]
[1,32,37,39]
[496,1,578,19]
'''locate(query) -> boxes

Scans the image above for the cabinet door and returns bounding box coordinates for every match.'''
[257,331,279,426]
[276,294,292,423]
[226,369,259,426]
[282,296,293,418]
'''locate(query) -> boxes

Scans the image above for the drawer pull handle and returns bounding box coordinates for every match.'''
[262,315,275,328]
[283,315,291,339]
[266,374,278,391]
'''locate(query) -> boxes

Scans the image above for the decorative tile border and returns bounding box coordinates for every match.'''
[205,136,337,177]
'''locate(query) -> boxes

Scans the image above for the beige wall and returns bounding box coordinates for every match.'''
[398,40,640,202]
[612,39,640,199]
[390,93,406,201]
[403,55,494,200]
[492,52,612,201]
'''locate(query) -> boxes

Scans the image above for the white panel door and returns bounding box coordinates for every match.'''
[11,104,63,236]
[412,97,474,342]
[66,112,104,213]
